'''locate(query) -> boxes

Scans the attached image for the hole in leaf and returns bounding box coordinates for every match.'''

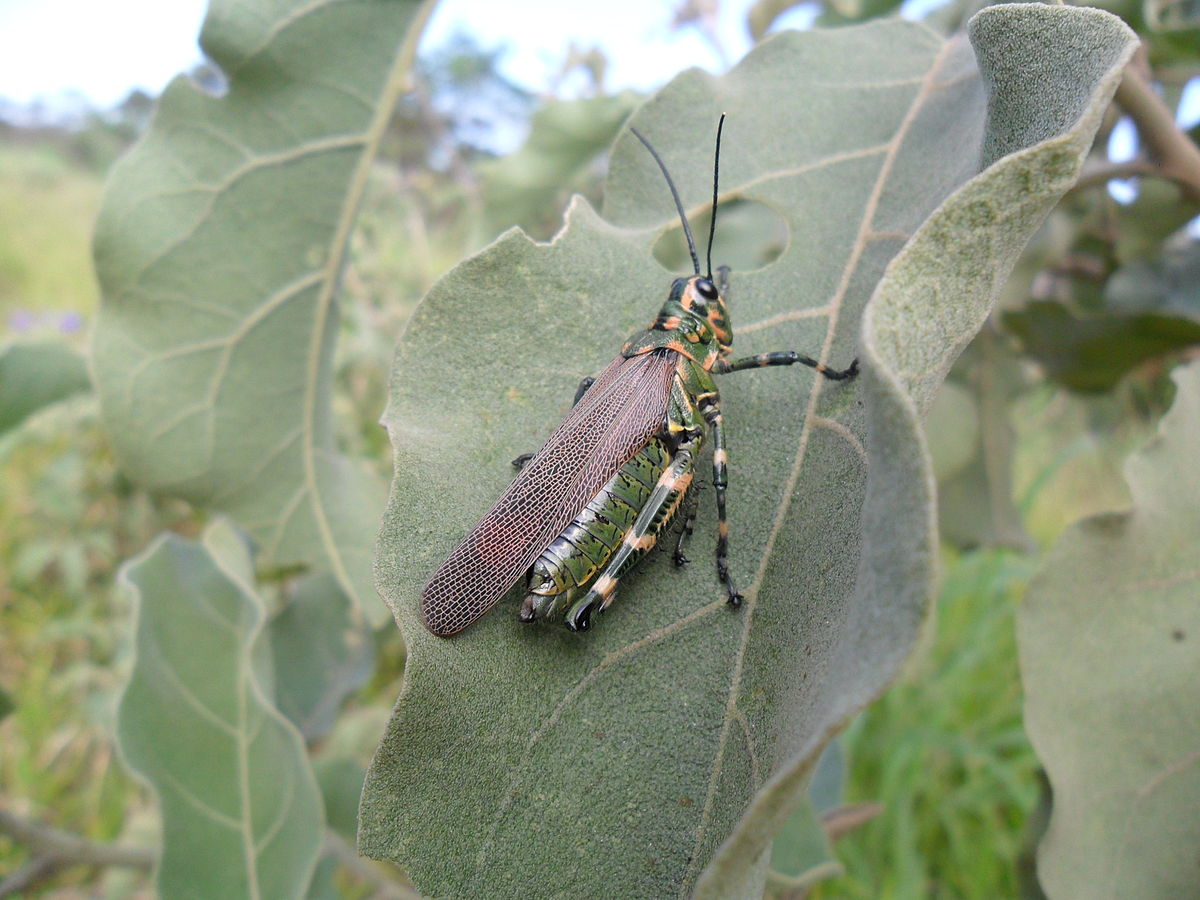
[189,60,229,98]
[652,199,786,274]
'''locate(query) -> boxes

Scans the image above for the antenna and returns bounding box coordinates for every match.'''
[630,126,701,276]
[706,114,725,281]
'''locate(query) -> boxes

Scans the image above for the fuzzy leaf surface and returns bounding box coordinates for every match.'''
[363,8,1136,898]
[117,520,323,899]
[91,0,436,622]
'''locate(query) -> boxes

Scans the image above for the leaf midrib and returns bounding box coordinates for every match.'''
[296,0,436,603]
[458,38,957,893]
[680,36,955,892]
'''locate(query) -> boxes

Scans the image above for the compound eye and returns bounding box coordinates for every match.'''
[695,278,718,301]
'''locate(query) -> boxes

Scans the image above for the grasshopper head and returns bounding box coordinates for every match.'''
[653,274,732,352]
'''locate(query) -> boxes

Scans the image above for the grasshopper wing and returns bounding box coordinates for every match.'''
[420,350,678,636]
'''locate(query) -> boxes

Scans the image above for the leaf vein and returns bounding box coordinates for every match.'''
[733,706,760,787]
[682,39,955,892]
[241,0,353,64]
[295,12,433,605]
[144,638,240,739]
[812,415,867,464]
[468,599,726,886]
[261,483,312,564]
[739,305,831,336]
[254,757,296,856]
[117,135,366,295]
[157,766,244,831]
[210,426,305,506]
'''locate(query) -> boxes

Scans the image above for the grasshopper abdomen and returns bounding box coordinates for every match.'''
[519,434,695,628]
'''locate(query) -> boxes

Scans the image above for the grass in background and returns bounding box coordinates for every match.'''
[0,141,169,891]
[813,547,1043,899]
[0,407,155,892]
[0,144,103,328]
[0,139,120,887]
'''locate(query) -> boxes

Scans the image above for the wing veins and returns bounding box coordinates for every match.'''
[421,351,678,635]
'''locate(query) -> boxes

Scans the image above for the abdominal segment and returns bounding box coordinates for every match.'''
[519,435,693,622]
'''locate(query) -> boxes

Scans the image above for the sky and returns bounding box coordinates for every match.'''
[0,0,806,111]
[0,0,1194,173]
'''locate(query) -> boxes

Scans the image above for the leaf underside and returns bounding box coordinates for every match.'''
[91,0,436,623]
[269,573,375,744]
[117,520,323,900]
[362,7,1136,899]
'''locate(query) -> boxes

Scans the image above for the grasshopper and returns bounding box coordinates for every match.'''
[421,116,858,636]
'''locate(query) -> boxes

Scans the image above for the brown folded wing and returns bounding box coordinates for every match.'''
[420,350,678,636]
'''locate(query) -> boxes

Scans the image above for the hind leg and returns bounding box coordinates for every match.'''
[563,439,699,632]
[672,488,700,567]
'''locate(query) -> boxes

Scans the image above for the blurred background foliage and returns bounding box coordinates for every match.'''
[1,0,1198,896]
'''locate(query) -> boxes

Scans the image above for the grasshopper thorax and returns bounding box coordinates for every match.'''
[621,274,732,369]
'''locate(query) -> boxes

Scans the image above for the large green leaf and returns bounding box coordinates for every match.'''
[116,519,323,899]
[362,7,1136,897]
[1005,299,1200,392]
[91,0,436,622]
[1019,360,1200,899]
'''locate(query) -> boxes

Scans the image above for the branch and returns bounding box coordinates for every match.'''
[1068,158,1161,195]
[0,854,63,898]
[0,809,154,898]
[1115,58,1200,204]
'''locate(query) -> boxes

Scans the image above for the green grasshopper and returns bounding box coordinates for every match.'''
[421,116,858,636]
